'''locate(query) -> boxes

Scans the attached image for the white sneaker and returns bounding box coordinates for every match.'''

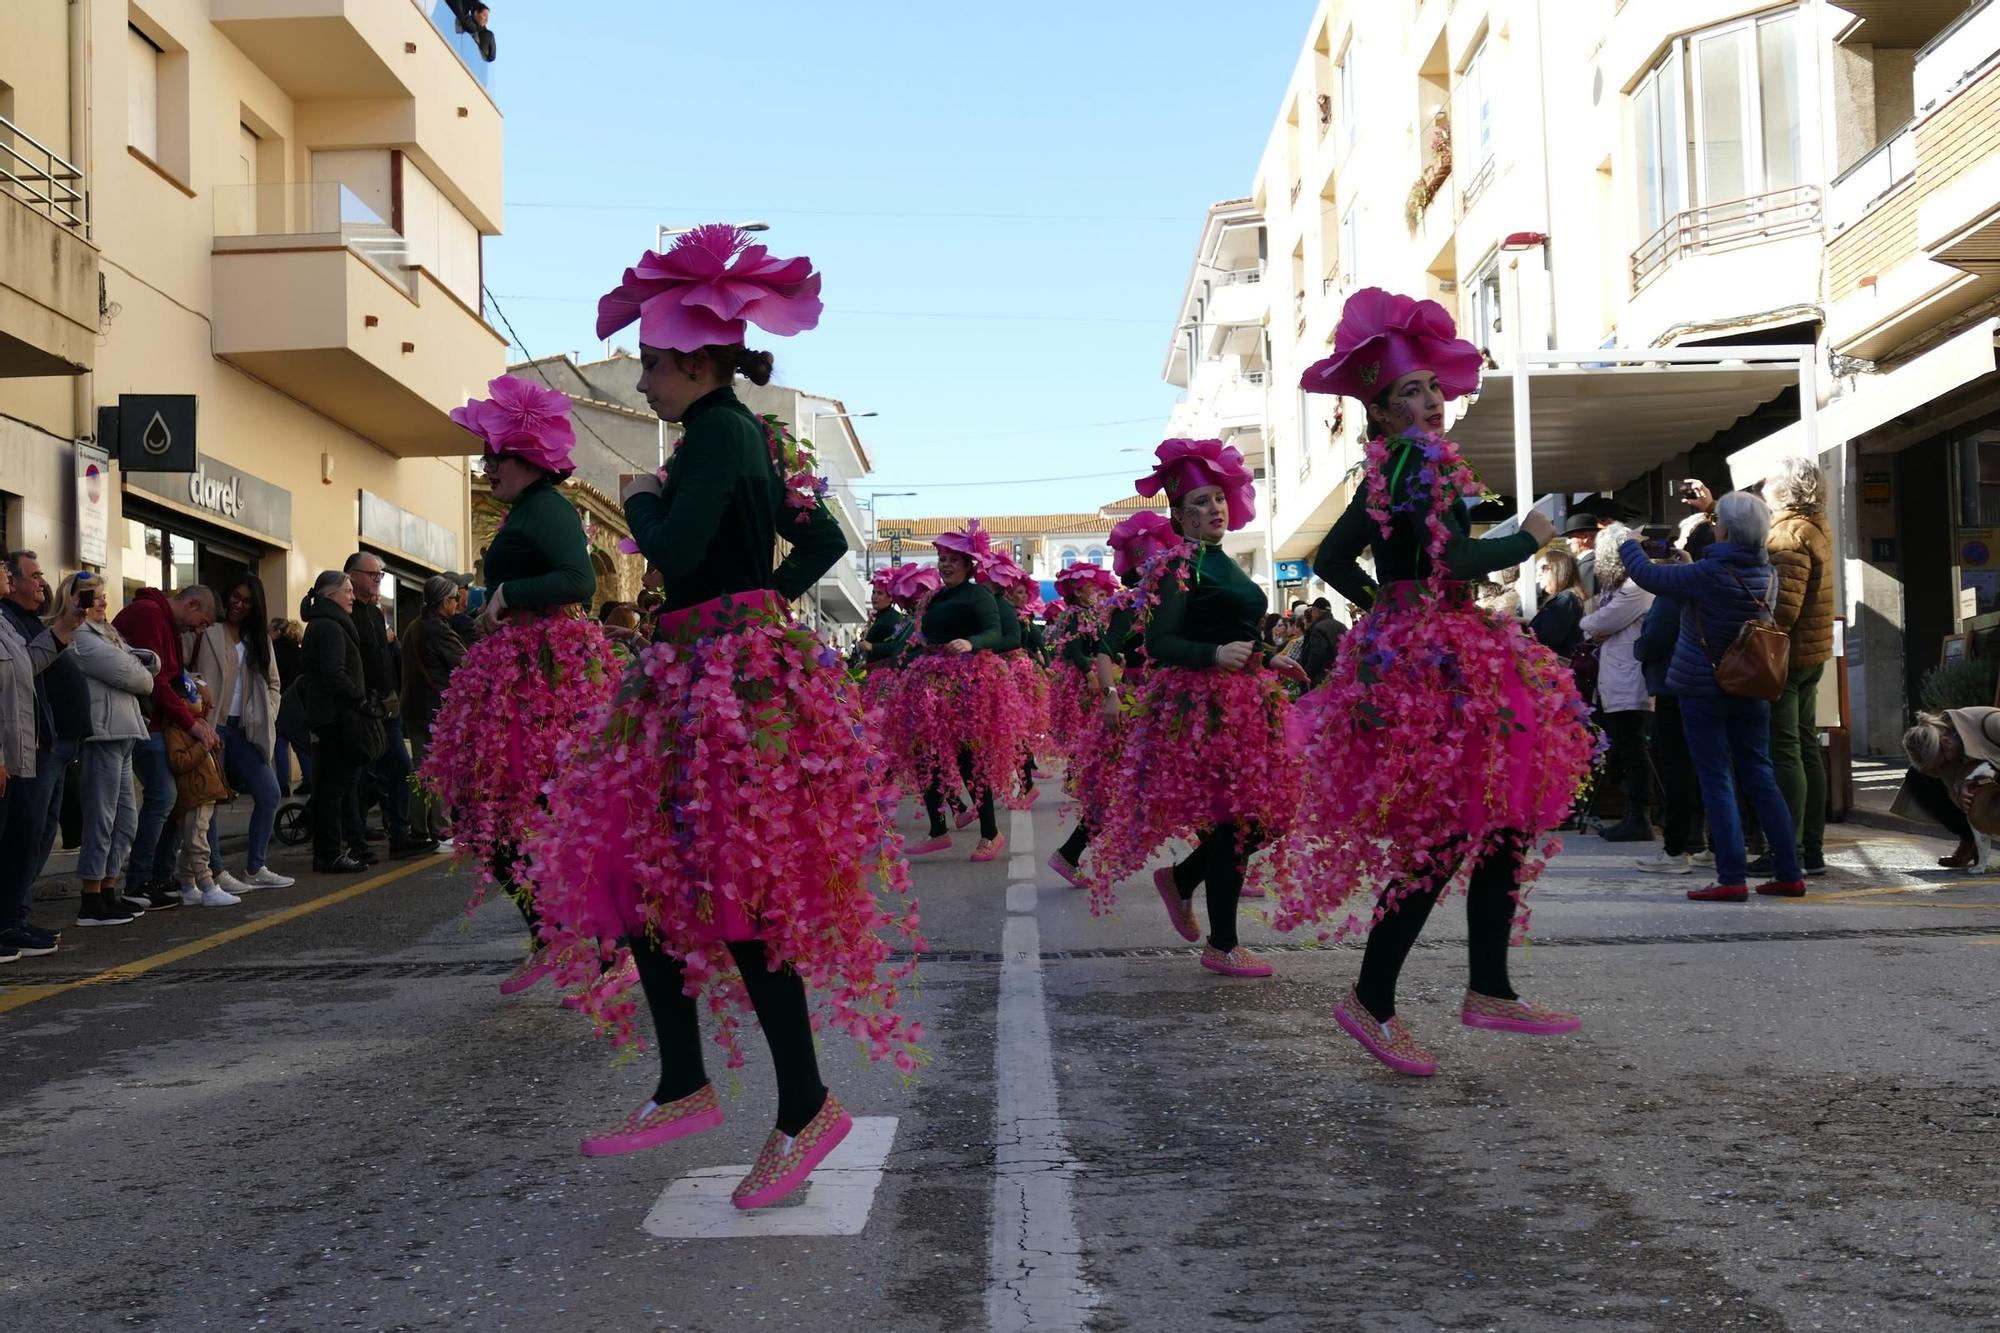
[199,884,242,907]
[432,838,455,855]
[215,870,254,896]
[178,882,205,907]
[1634,850,1692,875]
[1690,850,1715,867]
[244,866,296,889]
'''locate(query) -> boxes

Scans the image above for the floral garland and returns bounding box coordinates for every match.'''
[419,614,615,908]
[1272,428,1597,944]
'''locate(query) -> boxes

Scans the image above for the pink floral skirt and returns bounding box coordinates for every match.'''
[525,591,923,1064]
[419,611,614,908]
[1044,661,1091,762]
[1079,664,1301,915]
[1273,590,1596,943]
[883,651,1040,807]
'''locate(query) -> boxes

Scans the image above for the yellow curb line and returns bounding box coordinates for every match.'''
[0,855,444,1016]
[1797,876,1988,903]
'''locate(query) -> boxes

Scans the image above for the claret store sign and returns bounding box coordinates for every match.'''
[124,452,293,545]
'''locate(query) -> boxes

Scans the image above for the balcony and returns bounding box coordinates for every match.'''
[1206,266,1267,328]
[210,183,505,456]
[814,555,870,625]
[1630,186,1822,292]
[0,118,97,377]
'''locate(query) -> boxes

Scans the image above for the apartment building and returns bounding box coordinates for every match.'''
[0,0,505,626]
[1191,0,1999,753]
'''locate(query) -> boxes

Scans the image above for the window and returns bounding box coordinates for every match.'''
[1460,38,1493,165]
[1059,546,1080,569]
[1633,48,1686,236]
[127,24,160,159]
[1085,546,1109,568]
[1467,254,1502,351]
[1336,37,1357,150]
[1637,8,1802,223]
[1340,202,1360,282]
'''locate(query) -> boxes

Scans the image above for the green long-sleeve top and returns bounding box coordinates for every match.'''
[993,594,1023,651]
[1054,610,1097,671]
[1099,606,1147,669]
[1021,618,1046,661]
[862,607,908,663]
[483,477,595,611]
[1146,543,1267,669]
[624,387,850,615]
[919,579,1004,651]
[1312,437,1541,612]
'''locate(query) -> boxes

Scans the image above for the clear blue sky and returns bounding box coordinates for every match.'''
[483,1,1315,524]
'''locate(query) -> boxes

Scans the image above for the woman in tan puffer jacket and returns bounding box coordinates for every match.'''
[1765,455,1835,875]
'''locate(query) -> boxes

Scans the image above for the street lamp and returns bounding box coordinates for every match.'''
[860,490,917,579]
[656,219,770,250]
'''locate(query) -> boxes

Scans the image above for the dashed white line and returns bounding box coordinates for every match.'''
[641,1116,900,1239]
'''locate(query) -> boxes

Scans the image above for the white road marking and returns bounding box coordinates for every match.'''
[640,1116,899,1239]
[1006,883,1038,914]
[1010,806,1034,854]
[987,909,1095,1329]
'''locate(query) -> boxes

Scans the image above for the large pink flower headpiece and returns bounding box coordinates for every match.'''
[1299,286,1483,404]
[932,519,995,571]
[884,562,941,607]
[595,225,823,352]
[979,548,1036,595]
[1054,562,1118,600]
[1133,438,1256,532]
[1108,510,1180,577]
[451,374,578,477]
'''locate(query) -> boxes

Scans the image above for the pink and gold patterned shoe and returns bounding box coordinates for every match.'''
[1153,867,1200,943]
[498,950,553,996]
[561,950,638,1011]
[954,805,979,830]
[579,1084,723,1157]
[907,835,952,857]
[1459,991,1582,1036]
[732,1092,853,1210]
[1200,944,1274,978]
[970,834,1008,863]
[1333,988,1437,1076]
[1238,880,1267,899]
[1046,851,1084,889]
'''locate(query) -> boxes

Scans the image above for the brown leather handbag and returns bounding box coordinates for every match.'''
[1692,566,1790,702]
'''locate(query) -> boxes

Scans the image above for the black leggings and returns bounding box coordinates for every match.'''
[1056,821,1090,866]
[632,936,827,1137]
[1653,695,1707,856]
[925,747,997,840]
[1169,821,1260,951]
[1354,834,1523,1022]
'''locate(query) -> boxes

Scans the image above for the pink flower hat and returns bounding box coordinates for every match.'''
[451,374,578,477]
[1133,438,1257,532]
[932,519,995,572]
[1107,511,1180,578]
[1300,286,1483,403]
[596,224,823,351]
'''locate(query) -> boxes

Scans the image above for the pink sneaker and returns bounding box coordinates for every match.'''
[579,1084,723,1157]
[498,951,553,996]
[971,833,1008,863]
[1333,988,1437,1076]
[1239,880,1267,899]
[1046,851,1084,889]
[907,835,952,857]
[954,805,979,830]
[1200,944,1273,978]
[562,951,638,1011]
[1459,990,1581,1035]
[732,1092,853,1210]
[1021,787,1041,808]
[1153,867,1200,943]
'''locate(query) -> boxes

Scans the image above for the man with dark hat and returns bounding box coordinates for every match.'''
[1562,512,1600,599]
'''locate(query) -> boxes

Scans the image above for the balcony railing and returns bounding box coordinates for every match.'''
[416,1,497,92]
[1629,184,1823,291]
[1213,265,1264,286]
[1829,124,1916,234]
[213,182,414,293]
[0,116,88,236]
[1915,0,1999,112]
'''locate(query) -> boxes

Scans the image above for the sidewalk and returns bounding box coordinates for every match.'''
[1844,753,1931,838]
[34,801,278,901]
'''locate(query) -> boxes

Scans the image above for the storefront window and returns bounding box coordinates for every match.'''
[120,519,164,607]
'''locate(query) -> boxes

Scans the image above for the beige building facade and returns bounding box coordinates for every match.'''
[0,0,505,628]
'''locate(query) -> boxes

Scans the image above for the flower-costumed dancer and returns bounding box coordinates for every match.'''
[982,549,1050,807]
[1082,443,1307,975]
[859,561,936,716]
[1045,545,1149,888]
[1042,561,1119,781]
[893,522,1027,863]
[857,567,910,672]
[528,226,922,1210]
[1282,287,1595,1077]
[421,375,615,995]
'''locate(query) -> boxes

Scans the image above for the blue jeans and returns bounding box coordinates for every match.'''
[1679,693,1801,886]
[29,736,81,885]
[209,718,280,872]
[125,731,180,888]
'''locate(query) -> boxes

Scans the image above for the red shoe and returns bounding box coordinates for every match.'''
[1460,990,1581,1035]
[498,950,553,996]
[971,833,1007,863]
[732,1092,853,1210]
[1333,988,1436,1076]
[579,1084,723,1157]
[1200,944,1274,978]
[907,835,952,857]
[1153,867,1200,943]
[1754,879,1807,897]
[1046,851,1084,889]
[1686,882,1748,902]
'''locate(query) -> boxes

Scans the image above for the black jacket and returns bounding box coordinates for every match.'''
[350,599,397,701]
[1530,589,1586,659]
[400,609,466,734]
[298,600,368,730]
[1298,614,1345,688]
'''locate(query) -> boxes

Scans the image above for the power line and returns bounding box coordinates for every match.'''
[486,293,1165,326]
[481,285,620,457]
[834,468,1142,490]
[504,201,1190,224]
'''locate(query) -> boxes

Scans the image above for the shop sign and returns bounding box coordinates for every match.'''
[124,453,293,543]
[101,394,199,473]
[1861,470,1892,505]
[1275,559,1310,584]
[360,490,459,572]
[75,444,110,566]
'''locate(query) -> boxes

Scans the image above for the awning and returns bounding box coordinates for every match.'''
[1728,319,2000,485]
[1453,360,1804,494]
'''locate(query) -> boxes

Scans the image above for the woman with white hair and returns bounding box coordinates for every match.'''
[1763,456,1835,876]
[1581,524,1656,841]
[1619,492,1802,901]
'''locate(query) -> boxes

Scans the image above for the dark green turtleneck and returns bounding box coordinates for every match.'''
[1146,543,1266,668]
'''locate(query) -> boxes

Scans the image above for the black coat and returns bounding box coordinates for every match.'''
[298,600,367,730]
[400,609,466,734]
[350,599,398,700]
[1298,614,1345,688]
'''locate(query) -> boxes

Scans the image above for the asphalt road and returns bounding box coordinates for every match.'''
[5,780,1998,1333]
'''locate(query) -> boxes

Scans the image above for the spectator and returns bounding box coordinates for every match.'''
[194,575,293,893]
[1763,455,1834,877]
[1630,543,1707,873]
[1580,525,1656,842]
[1477,564,1523,621]
[0,561,88,958]
[1529,546,1587,659]
[1267,615,1292,651]
[1620,492,1802,900]
[461,1,496,61]
[112,583,218,912]
[66,576,157,928]
[1297,599,1346,689]
[1562,512,1599,598]
[299,571,371,874]
[2,552,92,944]
[1676,479,1719,557]
[167,670,238,907]
[271,617,306,795]
[1897,709,1997,867]
[401,574,467,848]
[345,552,428,857]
